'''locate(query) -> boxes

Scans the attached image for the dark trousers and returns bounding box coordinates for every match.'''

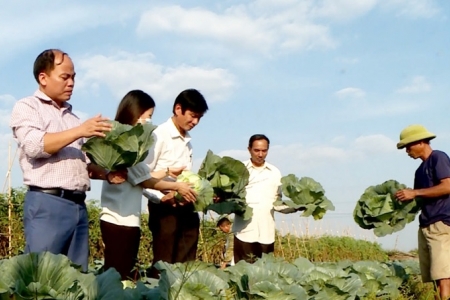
[100,220,141,280]
[23,191,89,271]
[148,202,200,278]
[234,236,275,264]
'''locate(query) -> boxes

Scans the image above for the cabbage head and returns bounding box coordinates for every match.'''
[175,170,214,212]
[353,180,420,237]
[82,121,157,171]
[198,150,253,220]
[274,174,335,220]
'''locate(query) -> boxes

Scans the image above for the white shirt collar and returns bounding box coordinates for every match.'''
[166,117,191,142]
[244,159,273,170]
[34,89,72,111]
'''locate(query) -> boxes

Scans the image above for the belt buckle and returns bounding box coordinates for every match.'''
[60,190,66,198]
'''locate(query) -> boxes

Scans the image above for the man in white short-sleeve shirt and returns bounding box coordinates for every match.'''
[144,89,208,278]
[233,134,282,263]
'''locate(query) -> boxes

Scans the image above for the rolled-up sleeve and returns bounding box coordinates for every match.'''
[127,162,151,186]
[10,100,51,159]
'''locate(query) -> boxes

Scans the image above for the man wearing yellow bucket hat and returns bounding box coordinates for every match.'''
[395,124,450,299]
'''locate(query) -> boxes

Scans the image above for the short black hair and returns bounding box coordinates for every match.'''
[115,90,155,125]
[248,134,270,148]
[217,217,231,227]
[172,89,208,114]
[33,49,68,83]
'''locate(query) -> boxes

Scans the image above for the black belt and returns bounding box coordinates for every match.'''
[28,186,86,203]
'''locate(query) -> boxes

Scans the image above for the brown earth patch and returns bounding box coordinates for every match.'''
[388,251,418,261]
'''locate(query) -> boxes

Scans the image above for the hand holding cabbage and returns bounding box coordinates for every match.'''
[353,180,420,237]
[173,180,198,203]
[82,121,157,171]
[174,170,214,212]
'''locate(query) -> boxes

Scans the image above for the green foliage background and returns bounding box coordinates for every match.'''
[0,188,436,299]
[0,188,228,266]
[1,188,386,266]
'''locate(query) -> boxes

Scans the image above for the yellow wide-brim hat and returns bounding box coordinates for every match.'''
[397,124,436,149]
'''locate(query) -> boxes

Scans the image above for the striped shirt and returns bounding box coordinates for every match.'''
[10,90,90,191]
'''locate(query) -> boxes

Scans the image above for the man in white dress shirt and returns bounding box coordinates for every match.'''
[232,134,282,263]
[144,89,208,278]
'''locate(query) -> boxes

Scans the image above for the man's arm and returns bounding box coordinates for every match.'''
[140,179,196,202]
[145,132,163,171]
[416,178,450,198]
[273,172,297,213]
[143,131,166,203]
[43,128,85,154]
[150,166,186,179]
[276,185,282,200]
[396,178,450,201]
[44,115,112,154]
[87,163,127,184]
[11,99,112,158]
[11,100,53,159]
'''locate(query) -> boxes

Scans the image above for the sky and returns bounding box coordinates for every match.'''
[1,0,450,252]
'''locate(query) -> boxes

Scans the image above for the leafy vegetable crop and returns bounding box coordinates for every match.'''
[274,174,335,220]
[175,170,214,212]
[82,121,157,171]
[0,252,418,299]
[198,150,253,220]
[353,180,420,237]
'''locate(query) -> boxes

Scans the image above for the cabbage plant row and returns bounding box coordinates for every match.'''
[0,252,420,300]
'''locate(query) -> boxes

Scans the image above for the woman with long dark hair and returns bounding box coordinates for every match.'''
[100,90,196,280]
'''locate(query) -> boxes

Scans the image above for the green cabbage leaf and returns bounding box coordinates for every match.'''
[353,180,420,237]
[175,170,214,212]
[198,150,253,220]
[274,174,335,220]
[82,121,157,171]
